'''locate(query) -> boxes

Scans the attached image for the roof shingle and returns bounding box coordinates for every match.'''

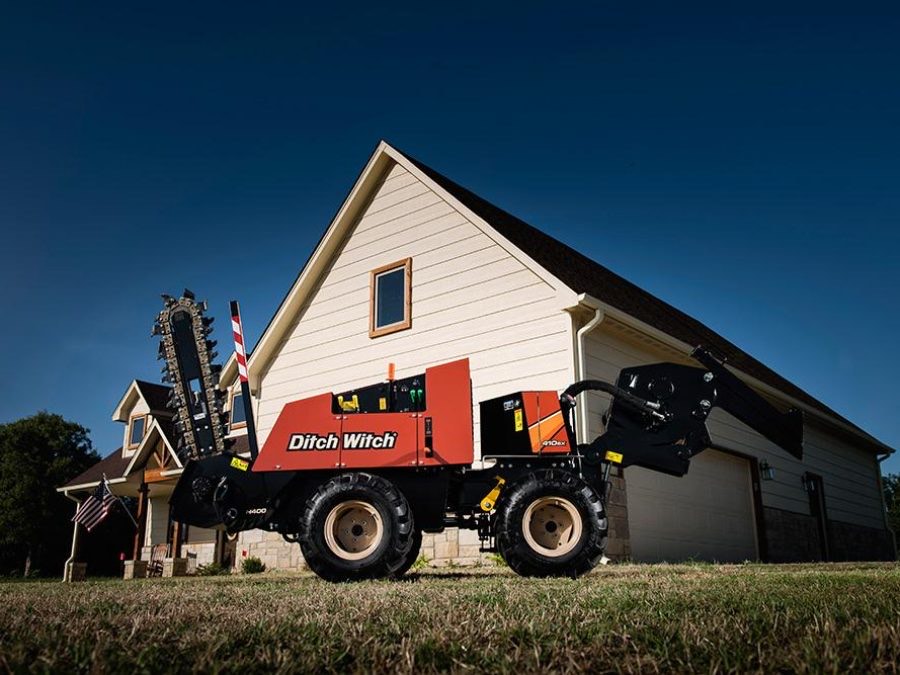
[60,448,130,491]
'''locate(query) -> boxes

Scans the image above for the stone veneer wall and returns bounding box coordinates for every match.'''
[603,474,630,561]
[827,520,896,562]
[763,506,897,563]
[762,507,823,562]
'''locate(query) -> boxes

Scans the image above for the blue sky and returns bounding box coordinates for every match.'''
[1,2,898,474]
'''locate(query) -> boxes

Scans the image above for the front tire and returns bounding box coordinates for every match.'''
[299,473,415,582]
[495,469,607,577]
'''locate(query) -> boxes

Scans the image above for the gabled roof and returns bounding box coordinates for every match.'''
[135,380,172,413]
[242,140,891,455]
[123,417,183,477]
[59,448,130,491]
[112,379,172,422]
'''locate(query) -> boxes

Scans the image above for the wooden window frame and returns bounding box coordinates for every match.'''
[228,388,247,430]
[127,414,147,449]
[369,257,412,338]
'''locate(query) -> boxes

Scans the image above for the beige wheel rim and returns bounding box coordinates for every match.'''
[522,496,582,558]
[323,500,384,561]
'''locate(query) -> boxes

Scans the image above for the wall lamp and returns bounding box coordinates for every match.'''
[759,460,775,481]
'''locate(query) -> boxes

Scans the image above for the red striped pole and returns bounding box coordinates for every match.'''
[230,301,259,460]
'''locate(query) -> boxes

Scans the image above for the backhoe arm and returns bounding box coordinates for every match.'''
[560,346,804,477]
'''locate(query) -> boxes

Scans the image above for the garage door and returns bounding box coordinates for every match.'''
[626,449,758,562]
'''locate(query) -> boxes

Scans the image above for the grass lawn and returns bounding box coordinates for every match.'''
[1,563,898,673]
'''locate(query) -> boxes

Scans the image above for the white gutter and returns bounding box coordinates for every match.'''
[574,306,605,442]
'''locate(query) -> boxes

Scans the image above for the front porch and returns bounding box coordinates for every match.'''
[60,412,232,579]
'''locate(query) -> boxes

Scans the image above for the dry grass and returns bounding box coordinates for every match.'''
[1,563,899,673]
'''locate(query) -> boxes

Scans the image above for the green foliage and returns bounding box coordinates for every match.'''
[486,553,507,567]
[883,473,900,536]
[195,562,229,576]
[410,553,429,571]
[240,556,266,574]
[0,564,899,671]
[0,412,98,576]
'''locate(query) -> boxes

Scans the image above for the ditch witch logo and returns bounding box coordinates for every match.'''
[287,431,399,451]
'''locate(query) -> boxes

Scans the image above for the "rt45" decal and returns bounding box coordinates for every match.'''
[287,431,399,451]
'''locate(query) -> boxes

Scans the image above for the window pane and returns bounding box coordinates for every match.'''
[231,393,246,425]
[375,268,406,328]
[130,417,145,445]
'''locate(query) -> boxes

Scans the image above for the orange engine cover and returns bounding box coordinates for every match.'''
[254,359,475,472]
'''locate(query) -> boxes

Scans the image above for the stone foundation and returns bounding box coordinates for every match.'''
[604,474,630,561]
[828,520,897,562]
[238,529,306,571]
[763,507,823,562]
[419,528,494,566]
[123,560,148,579]
[162,557,189,577]
[763,506,897,563]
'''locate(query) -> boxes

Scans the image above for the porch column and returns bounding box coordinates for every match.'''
[132,482,149,560]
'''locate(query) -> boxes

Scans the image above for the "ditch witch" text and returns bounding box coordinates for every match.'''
[287,431,399,451]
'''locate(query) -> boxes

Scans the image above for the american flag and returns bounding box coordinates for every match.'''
[72,477,117,532]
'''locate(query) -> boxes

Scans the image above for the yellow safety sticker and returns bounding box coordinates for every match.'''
[604,450,624,464]
[514,409,523,432]
[230,457,249,471]
[379,397,387,411]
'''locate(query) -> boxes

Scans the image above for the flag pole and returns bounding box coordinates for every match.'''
[103,473,140,529]
[230,300,260,461]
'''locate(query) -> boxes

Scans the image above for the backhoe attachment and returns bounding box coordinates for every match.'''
[560,346,803,477]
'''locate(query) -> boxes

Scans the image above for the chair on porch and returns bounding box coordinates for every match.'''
[147,543,169,577]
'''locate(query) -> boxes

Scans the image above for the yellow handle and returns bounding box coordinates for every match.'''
[480,476,506,512]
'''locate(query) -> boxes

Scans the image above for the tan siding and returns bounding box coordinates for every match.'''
[584,324,885,530]
[256,160,571,457]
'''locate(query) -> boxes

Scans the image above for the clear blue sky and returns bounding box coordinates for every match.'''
[1,2,898,474]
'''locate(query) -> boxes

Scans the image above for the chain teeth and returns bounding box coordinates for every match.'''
[155,292,228,460]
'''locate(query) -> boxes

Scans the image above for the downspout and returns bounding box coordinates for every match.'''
[876,452,896,541]
[574,307,605,442]
[62,491,82,581]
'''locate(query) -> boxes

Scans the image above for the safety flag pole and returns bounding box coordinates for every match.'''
[230,300,260,461]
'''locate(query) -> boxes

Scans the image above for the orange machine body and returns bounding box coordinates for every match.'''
[254,359,474,472]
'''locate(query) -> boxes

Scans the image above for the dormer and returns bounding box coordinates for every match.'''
[112,380,174,458]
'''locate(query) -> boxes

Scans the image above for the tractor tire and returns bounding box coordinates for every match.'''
[390,529,424,578]
[495,469,607,578]
[299,473,415,582]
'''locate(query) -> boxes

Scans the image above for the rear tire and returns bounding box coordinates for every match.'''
[495,469,607,577]
[299,473,415,582]
[391,529,424,578]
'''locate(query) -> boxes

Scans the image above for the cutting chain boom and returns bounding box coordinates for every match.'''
[153,290,227,461]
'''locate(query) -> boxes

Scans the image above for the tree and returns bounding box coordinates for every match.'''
[0,412,98,576]
[883,473,900,537]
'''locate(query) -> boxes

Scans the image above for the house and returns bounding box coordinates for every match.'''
[61,140,896,575]
[58,380,249,576]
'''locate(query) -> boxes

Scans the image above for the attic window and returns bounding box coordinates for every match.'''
[369,258,412,338]
[128,415,146,448]
[230,391,247,429]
